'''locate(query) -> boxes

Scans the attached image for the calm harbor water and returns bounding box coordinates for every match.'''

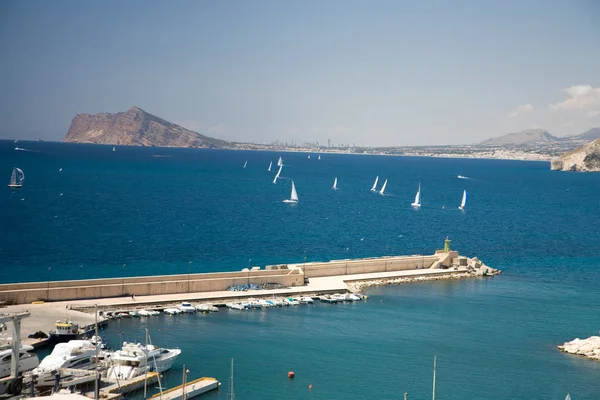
[2,140,600,399]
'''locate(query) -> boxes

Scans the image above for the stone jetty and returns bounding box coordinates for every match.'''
[558,336,600,361]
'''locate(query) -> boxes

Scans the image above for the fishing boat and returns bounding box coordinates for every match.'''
[242,161,247,168]
[178,302,196,313]
[0,345,39,379]
[273,165,282,184]
[379,179,388,195]
[411,183,421,208]
[106,341,181,381]
[7,167,24,188]
[283,180,299,203]
[370,176,379,192]
[458,190,467,211]
[332,177,338,190]
[49,319,94,342]
[267,161,272,171]
[277,157,283,167]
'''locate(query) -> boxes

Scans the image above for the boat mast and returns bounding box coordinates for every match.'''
[228,358,235,400]
[432,355,437,400]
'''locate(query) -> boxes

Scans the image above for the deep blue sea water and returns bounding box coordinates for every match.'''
[2,140,600,399]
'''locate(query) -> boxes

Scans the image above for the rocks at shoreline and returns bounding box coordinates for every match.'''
[558,336,600,361]
[551,138,600,172]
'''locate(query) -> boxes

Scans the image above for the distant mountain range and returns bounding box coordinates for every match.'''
[480,128,600,146]
[64,106,233,148]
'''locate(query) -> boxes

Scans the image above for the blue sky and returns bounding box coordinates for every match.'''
[1,0,599,145]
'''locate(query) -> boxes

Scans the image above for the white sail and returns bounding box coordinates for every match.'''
[379,179,387,195]
[370,176,379,192]
[283,180,299,203]
[411,183,421,207]
[268,161,272,171]
[332,177,338,190]
[565,394,571,400]
[277,157,283,167]
[290,181,298,202]
[307,155,311,159]
[112,146,116,152]
[243,161,247,168]
[459,190,467,210]
[318,155,321,160]
[8,167,24,188]
[273,165,282,184]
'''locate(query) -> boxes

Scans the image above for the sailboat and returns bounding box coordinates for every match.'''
[370,176,379,192]
[565,394,571,400]
[379,179,387,195]
[332,177,338,190]
[273,165,282,184]
[7,167,24,188]
[243,161,247,168]
[283,180,299,203]
[268,161,272,172]
[318,155,321,160]
[112,146,116,152]
[411,183,421,208]
[307,155,311,159]
[277,157,283,167]
[458,190,467,210]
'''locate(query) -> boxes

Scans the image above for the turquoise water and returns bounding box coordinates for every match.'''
[2,141,600,399]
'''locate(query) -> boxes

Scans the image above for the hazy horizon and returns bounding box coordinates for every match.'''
[1,1,599,146]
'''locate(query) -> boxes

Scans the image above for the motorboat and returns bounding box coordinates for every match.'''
[0,345,39,378]
[320,296,337,304]
[226,303,246,311]
[29,337,105,387]
[299,296,314,304]
[284,298,299,306]
[163,308,181,315]
[178,302,196,313]
[195,304,218,312]
[106,342,181,381]
[49,319,94,342]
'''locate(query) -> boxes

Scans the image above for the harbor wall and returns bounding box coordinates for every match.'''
[0,269,303,304]
[0,253,458,304]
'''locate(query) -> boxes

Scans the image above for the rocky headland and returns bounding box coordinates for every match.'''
[64,106,232,148]
[550,138,600,172]
[558,336,600,361]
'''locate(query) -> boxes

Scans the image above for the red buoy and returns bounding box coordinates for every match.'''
[308,384,313,390]
[288,371,295,379]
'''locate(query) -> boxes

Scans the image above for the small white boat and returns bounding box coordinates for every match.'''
[307,155,311,159]
[299,296,314,304]
[112,146,116,152]
[283,180,299,203]
[137,310,151,317]
[258,299,273,308]
[7,167,24,188]
[178,302,196,313]
[226,303,245,311]
[273,165,282,184]
[195,304,218,312]
[331,293,347,302]
[332,177,338,190]
[458,190,467,211]
[268,298,285,307]
[284,298,299,306]
[370,176,379,192]
[411,183,421,208]
[268,161,272,172]
[129,310,141,317]
[277,157,283,167]
[163,308,181,315]
[379,179,387,195]
[318,155,321,160]
[348,294,362,301]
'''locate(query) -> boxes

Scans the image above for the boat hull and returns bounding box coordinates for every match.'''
[7,184,22,188]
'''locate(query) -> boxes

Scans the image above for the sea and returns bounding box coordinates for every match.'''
[1,140,600,400]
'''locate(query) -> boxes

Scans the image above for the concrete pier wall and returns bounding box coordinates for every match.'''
[0,253,456,304]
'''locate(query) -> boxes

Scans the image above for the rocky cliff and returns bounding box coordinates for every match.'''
[64,107,232,148]
[550,138,600,171]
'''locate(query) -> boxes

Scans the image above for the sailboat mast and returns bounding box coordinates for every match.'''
[432,355,437,400]
[229,358,235,400]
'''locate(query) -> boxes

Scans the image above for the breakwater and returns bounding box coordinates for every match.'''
[0,248,464,304]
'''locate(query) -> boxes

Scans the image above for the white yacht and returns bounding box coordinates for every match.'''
[178,302,196,313]
[30,337,104,387]
[0,345,39,378]
[106,342,181,381]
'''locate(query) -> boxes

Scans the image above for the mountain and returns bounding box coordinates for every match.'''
[64,106,232,148]
[551,138,600,172]
[570,127,600,141]
[480,129,560,146]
